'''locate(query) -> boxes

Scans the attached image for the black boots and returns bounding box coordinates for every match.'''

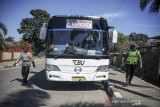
[22,80,27,86]
[124,75,131,87]
[124,83,129,87]
[22,82,26,86]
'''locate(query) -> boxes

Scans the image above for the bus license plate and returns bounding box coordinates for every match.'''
[72,77,85,81]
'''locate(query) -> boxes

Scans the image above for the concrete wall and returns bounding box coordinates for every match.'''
[0,51,22,62]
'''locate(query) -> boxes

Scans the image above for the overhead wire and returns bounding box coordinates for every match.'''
[114,0,128,13]
[108,0,128,20]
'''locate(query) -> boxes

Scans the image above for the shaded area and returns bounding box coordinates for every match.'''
[111,99,148,107]
[108,80,157,107]
[10,78,33,88]
[0,89,50,107]
[10,78,23,83]
[29,69,104,91]
[114,85,160,102]
[110,79,152,88]
[59,102,110,107]
[58,101,147,107]
[29,71,38,74]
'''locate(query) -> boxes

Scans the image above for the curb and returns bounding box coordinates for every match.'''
[111,66,160,90]
[4,65,12,68]
[103,80,123,100]
[0,66,4,69]
[134,76,160,91]
[110,66,160,91]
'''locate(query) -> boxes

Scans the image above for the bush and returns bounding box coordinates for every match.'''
[5,40,33,53]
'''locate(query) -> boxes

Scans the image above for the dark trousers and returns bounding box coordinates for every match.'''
[21,66,30,83]
[126,64,137,84]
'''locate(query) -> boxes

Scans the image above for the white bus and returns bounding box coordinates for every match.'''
[40,15,117,82]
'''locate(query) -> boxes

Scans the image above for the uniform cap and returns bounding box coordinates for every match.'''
[24,46,29,50]
[130,43,136,46]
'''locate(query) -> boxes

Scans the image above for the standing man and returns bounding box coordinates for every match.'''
[14,46,36,85]
[124,44,142,87]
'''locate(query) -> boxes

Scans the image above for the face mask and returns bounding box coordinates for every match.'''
[24,48,28,53]
[131,46,135,50]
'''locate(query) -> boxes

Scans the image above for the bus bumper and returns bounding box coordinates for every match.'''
[46,70,108,81]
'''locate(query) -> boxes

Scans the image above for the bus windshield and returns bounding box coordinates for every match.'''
[47,29,108,56]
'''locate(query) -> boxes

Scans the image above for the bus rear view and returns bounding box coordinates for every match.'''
[40,15,117,82]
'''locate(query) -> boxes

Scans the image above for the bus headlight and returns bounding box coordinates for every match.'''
[96,65,109,72]
[45,64,61,71]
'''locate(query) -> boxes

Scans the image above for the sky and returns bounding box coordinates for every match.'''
[0,0,160,41]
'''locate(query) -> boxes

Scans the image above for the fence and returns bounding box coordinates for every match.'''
[110,50,160,82]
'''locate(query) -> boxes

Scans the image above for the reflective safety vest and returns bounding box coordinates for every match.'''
[126,50,140,65]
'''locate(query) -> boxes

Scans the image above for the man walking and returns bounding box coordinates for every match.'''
[14,46,35,85]
[124,44,142,87]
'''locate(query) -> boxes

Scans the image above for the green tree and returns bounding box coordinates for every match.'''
[0,22,8,50]
[17,9,50,54]
[136,33,149,46]
[110,32,130,53]
[0,22,7,40]
[5,36,14,42]
[129,32,136,41]
[129,32,149,46]
[0,22,7,36]
[140,0,160,15]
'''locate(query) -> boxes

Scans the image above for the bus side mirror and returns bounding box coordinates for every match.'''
[108,26,118,43]
[40,23,47,40]
[110,28,118,43]
[112,29,118,43]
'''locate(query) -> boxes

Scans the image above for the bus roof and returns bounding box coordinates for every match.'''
[48,15,108,30]
[50,15,103,20]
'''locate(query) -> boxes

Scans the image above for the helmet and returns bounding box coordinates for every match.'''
[130,43,136,46]
[130,44,136,50]
[24,46,29,52]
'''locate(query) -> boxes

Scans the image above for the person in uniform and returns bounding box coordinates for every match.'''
[124,44,142,87]
[13,46,35,85]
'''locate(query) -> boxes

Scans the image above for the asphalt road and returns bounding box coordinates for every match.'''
[0,63,110,107]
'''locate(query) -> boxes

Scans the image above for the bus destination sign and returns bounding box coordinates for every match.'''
[66,19,92,29]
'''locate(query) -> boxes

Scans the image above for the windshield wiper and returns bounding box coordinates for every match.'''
[93,55,102,59]
[53,44,103,59]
